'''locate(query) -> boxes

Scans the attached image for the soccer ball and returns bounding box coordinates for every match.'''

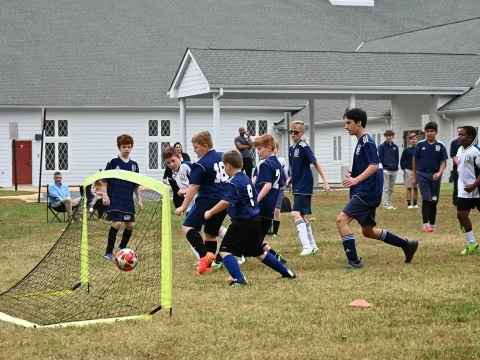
[114,248,138,272]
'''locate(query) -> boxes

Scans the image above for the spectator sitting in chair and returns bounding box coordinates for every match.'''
[49,171,81,222]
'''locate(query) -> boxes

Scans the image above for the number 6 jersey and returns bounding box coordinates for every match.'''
[189,149,227,202]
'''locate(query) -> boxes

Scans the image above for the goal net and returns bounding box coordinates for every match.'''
[0,170,172,328]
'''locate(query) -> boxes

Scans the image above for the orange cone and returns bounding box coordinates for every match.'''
[349,299,372,307]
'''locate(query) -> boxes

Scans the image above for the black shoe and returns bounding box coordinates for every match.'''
[403,239,418,263]
[281,269,296,278]
[276,254,287,264]
[229,278,248,287]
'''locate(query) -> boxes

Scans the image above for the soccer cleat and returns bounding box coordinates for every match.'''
[386,206,397,210]
[345,259,364,270]
[311,248,319,255]
[413,205,419,209]
[195,252,215,275]
[237,255,247,265]
[272,234,278,239]
[229,278,248,287]
[407,205,414,209]
[281,269,296,278]
[300,248,314,256]
[403,239,419,263]
[276,254,287,264]
[104,253,114,261]
[423,226,434,233]
[211,260,223,270]
[461,243,479,255]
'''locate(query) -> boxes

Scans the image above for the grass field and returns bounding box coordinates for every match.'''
[1,184,480,359]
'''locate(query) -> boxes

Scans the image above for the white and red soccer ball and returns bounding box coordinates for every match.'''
[114,248,138,272]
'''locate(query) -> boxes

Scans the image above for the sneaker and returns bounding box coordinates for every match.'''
[403,239,418,263]
[89,207,94,213]
[229,278,248,287]
[272,234,278,239]
[211,260,223,270]
[407,205,414,209]
[300,248,314,256]
[387,206,397,210]
[413,205,419,209]
[104,253,114,261]
[237,255,247,265]
[461,243,479,255]
[425,226,435,233]
[345,259,364,270]
[276,254,287,264]
[311,248,319,255]
[196,252,215,275]
[281,269,296,278]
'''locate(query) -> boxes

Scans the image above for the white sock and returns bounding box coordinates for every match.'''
[464,231,476,245]
[190,244,200,260]
[305,221,317,249]
[218,227,227,239]
[295,219,311,250]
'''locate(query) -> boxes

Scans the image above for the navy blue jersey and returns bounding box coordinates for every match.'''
[222,172,260,220]
[105,156,139,214]
[350,134,384,207]
[288,140,317,195]
[189,150,227,202]
[255,156,282,219]
[413,139,448,172]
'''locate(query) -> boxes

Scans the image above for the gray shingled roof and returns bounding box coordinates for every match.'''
[359,18,480,54]
[3,0,480,106]
[188,49,479,88]
[439,87,480,111]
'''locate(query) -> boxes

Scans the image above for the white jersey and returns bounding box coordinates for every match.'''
[457,144,480,198]
[172,161,197,211]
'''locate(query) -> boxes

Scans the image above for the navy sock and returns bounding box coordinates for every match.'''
[272,220,280,235]
[262,252,289,275]
[119,228,132,249]
[422,201,431,224]
[205,241,217,255]
[380,230,408,249]
[341,234,360,263]
[430,202,438,225]
[222,254,244,280]
[106,226,119,254]
[186,229,207,258]
[268,248,278,256]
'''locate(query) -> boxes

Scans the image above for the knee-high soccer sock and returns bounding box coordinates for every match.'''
[305,220,318,250]
[263,242,277,256]
[186,229,207,258]
[295,219,311,249]
[461,226,476,245]
[261,252,289,275]
[272,220,280,235]
[222,254,244,281]
[379,230,408,249]
[341,234,360,263]
[430,202,438,227]
[119,229,133,249]
[106,226,119,254]
[422,201,431,226]
[205,240,221,264]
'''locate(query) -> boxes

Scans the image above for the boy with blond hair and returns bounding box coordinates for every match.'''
[175,131,228,275]
[287,120,330,255]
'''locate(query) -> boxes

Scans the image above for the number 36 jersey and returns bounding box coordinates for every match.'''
[222,172,260,220]
[189,149,227,202]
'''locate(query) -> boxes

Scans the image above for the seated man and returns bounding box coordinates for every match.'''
[48,172,81,222]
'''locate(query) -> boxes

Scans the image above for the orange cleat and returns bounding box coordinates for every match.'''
[195,252,215,275]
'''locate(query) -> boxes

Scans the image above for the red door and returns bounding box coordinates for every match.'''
[12,141,32,185]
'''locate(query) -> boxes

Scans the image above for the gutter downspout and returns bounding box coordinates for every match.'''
[442,114,454,141]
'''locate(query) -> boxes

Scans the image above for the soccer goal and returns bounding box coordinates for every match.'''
[0,170,172,328]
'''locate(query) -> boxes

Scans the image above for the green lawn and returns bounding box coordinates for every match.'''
[0,190,38,197]
[1,183,480,359]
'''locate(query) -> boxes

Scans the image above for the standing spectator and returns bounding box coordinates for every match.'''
[400,133,419,209]
[450,127,462,206]
[378,130,399,209]
[234,127,254,178]
[173,142,191,162]
[48,172,81,222]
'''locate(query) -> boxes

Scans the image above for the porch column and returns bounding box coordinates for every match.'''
[308,99,319,186]
[349,95,356,168]
[178,98,187,151]
[213,92,222,150]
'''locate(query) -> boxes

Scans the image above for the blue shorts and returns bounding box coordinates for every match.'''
[293,194,312,215]
[275,189,285,209]
[183,200,227,236]
[342,196,377,227]
[106,211,135,223]
[417,171,442,203]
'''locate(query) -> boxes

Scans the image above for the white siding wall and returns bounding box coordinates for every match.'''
[0,108,286,187]
[176,60,209,98]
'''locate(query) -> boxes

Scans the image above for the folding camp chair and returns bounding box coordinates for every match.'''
[46,184,67,223]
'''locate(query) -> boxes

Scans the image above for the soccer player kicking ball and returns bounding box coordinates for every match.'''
[286,120,330,256]
[205,150,296,286]
[336,108,418,270]
[455,126,480,255]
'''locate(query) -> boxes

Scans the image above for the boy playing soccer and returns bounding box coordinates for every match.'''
[455,126,480,254]
[336,108,418,269]
[286,120,330,256]
[412,122,448,232]
[254,134,287,263]
[205,150,296,286]
[175,131,228,275]
[103,134,143,260]
[272,141,289,238]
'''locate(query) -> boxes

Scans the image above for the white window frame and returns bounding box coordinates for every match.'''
[333,135,342,163]
[43,119,71,173]
[146,119,172,172]
[370,133,383,147]
[245,119,269,166]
